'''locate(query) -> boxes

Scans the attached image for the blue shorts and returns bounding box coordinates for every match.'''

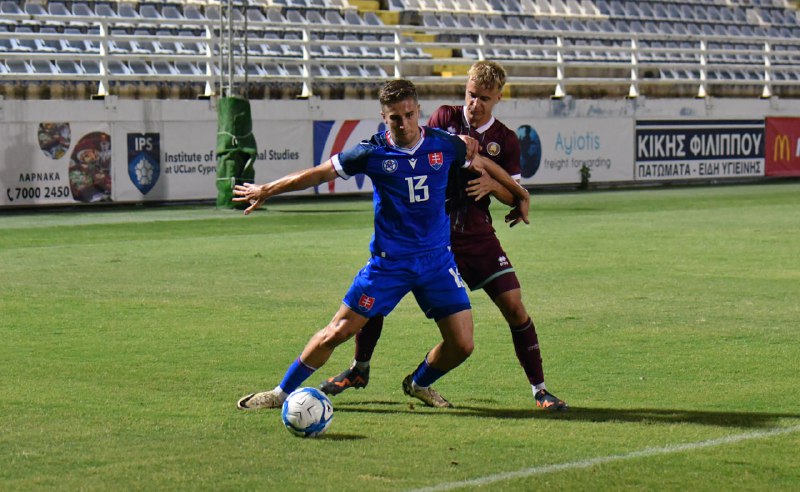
[342,248,471,321]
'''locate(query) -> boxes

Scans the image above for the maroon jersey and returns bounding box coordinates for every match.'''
[428,105,521,240]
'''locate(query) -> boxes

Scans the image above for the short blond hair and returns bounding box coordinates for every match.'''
[467,61,507,91]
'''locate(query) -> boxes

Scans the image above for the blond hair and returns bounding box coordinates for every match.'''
[467,61,507,91]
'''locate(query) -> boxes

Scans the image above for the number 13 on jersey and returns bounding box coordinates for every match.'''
[405,176,429,203]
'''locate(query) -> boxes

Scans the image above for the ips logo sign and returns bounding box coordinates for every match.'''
[127,133,160,195]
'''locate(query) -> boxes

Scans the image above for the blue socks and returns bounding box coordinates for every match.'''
[411,357,447,388]
[279,358,317,394]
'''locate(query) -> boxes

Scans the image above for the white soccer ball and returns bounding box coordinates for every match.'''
[281,387,334,438]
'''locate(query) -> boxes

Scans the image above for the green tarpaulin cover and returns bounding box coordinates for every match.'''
[215,96,257,208]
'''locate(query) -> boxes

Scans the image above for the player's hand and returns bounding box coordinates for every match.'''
[233,182,267,215]
[505,194,530,228]
[458,135,481,161]
[466,173,497,201]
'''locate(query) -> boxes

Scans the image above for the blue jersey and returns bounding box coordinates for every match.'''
[332,127,469,259]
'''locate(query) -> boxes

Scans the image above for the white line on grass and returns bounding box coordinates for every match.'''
[407,425,800,492]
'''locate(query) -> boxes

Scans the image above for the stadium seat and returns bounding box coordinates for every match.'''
[0,0,23,15]
[244,62,266,77]
[56,60,83,75]
[94,2,119,20]
[10,26,45,52]
[79,59,99,75]
[422,13,441,28]
[324,10,346,25]
[38,27,70,53]
[128,60,154,76]
[70,2,94,18]
[344,11,364,25]
[286,10,307,24]
[133,29,158,54]
[6,59,33,74]
[175,61,203,76]
[22,1,59,26]
[362,64,388,77]
[139,5,163,25]
[183,4,206,22]
[460,36,480,59]
[306,10,326,24]
[31,59,58,75]
[117,2,144,28]
[321,33,346,58]
[340,34,363,58]
[106,60,130,76]
[280,33,303,57]
[364,12,384,26]
[177,30,207,55]
[266,8,286,23]
[262,63,286,77]
[439,13,458,28]
[161,5,186,28]
[359,34,384,58]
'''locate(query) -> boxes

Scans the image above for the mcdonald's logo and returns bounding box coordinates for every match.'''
[774,134,791,161]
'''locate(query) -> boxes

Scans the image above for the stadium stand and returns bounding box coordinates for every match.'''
[0,0,799,100]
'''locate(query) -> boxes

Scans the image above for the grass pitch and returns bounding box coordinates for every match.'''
[2,183,799,491]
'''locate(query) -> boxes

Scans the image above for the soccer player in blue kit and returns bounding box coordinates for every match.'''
[321,62,569,411]
[234,79,530,409]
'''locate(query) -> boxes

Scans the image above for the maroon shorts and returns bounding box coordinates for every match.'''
[452,234,521,300]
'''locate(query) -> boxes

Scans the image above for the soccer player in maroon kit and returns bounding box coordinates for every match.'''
[321,61,568,410]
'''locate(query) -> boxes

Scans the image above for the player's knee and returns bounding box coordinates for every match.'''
[454,338,474,360]
[319,322,356,349]
[503,303,529,326]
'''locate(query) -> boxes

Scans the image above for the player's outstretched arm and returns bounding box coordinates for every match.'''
[233,160,338,215]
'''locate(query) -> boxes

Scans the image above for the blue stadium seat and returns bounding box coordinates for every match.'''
[152,61,178,76]
[344,11,365,25]
[175,61,203,76]
[183,4,206,22]
[10,26,43,52]
[31,59,58,75]
[128,60,154,76]
[162,5,186,28]
[6,59,33,74]
[56,60,83,75]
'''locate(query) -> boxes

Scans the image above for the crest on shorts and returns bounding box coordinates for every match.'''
[428,152,444,170]
[382,159,398,173]
[358,294,375,312]
[486,142,501,156]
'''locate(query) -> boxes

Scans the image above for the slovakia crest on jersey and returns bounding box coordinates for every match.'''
[428,152,444,170]
[382,159,398,173]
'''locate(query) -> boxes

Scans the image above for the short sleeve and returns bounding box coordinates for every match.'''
[333,141,371,180]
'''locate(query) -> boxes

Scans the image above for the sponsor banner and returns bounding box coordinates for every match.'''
[313,119,383,194]
[506,118,634,185]
[112,120,310,202]
[765,117,800,177]
[0,122,111,206]
[252,119,311,188]
[635,120,765,181]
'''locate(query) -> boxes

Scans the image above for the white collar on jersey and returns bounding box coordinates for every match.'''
[385,127,425,155]
[462,106,496,134]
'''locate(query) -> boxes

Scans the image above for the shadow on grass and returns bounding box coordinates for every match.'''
[335,400,800,429]
[319,433,368,441]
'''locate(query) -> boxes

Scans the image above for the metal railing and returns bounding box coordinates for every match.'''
[1,7,800,99]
